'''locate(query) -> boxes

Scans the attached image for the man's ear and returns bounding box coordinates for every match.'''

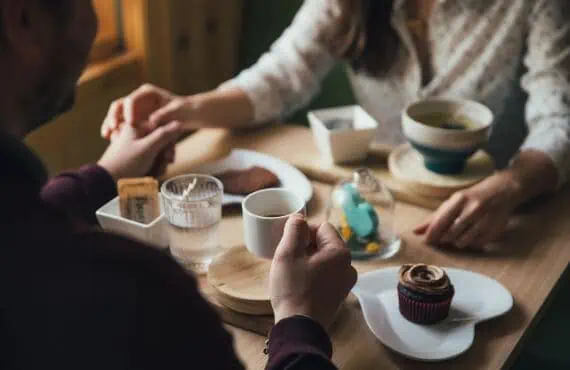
[1,0,46,60]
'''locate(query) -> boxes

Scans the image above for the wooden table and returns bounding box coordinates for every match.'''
[168,125,570,370]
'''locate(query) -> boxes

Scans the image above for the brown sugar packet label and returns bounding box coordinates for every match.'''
[117,177,160,225]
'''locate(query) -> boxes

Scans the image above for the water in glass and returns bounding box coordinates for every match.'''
[162,175,223,274]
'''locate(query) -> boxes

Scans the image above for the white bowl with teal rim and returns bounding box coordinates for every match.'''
[402,99,494,175]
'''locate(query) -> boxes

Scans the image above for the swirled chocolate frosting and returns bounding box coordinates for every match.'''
[399,264,452,295]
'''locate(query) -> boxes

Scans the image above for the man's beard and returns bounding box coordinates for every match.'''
[29,63,79,129]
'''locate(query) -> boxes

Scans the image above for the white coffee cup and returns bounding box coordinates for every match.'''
[242,188,307,259]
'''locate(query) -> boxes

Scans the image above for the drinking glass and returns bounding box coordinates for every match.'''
[161,174,223,274]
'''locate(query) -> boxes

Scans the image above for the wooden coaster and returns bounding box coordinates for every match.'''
[207,246,273,316]
[388,144,495,198]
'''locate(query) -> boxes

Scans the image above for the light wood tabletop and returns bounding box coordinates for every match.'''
[168,124,570,370]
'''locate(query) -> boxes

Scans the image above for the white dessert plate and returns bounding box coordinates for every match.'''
[352,267,513,362]
[192,149,313,206]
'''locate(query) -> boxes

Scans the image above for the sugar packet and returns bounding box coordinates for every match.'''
[117,177,160,224]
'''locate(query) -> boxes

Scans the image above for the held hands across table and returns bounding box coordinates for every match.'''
[98,122,182,180]
[270,215,358,329]
[101,84,189,140]
[98,84,189,180]
[101,84,255,139]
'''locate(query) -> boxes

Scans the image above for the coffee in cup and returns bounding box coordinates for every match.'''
[242,188,306,259]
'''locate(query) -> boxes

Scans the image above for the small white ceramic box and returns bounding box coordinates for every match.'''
[96,196,169,250]
[308,105,379,165]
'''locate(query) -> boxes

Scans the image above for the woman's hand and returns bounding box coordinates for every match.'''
[415,151,558,249]
[414,172,523,249]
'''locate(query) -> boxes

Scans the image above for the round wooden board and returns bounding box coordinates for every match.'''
[207,246,272,316]
[388,144,495,198]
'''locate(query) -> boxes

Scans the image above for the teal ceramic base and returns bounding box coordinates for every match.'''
[410,141,476,175]
[424,159,467,175]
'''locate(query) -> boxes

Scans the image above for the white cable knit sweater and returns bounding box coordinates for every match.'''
[221,0,570,182]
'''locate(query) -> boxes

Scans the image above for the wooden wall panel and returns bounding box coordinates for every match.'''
[170,0,244,94]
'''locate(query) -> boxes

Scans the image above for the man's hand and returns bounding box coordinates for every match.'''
[98,121,182,180]
[269,215,358,330]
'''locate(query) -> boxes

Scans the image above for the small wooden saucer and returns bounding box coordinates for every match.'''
[388,144,495,198]
[207,246,273,316]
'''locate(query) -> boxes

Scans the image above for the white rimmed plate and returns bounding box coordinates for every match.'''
[192,149,313,206]
[352,267,513,362]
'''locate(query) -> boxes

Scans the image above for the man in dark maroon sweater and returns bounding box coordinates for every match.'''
[0,1,357,369]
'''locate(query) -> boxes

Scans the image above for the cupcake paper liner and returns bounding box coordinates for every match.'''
[398,289,453,325]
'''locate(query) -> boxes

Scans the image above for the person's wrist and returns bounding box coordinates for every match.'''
[497,169,525,207]
[185,93,210,118]
[273,301,317,326]
[97,158,123,181]
[274,306,311,325]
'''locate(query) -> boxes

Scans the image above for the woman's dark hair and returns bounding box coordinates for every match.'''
[331,0,399,76]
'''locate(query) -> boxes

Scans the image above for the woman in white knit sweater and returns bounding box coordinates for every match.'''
[102,0,570,250]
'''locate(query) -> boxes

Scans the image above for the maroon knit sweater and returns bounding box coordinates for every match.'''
[0,135,336,370]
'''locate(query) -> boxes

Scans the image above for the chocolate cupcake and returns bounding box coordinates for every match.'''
[397,264,454,325]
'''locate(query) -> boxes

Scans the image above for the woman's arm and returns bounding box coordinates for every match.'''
[518,0,570,189]
[218,0,339,124]
[415,0,570,248]
[101,0,341,135]
[147,0,340,130]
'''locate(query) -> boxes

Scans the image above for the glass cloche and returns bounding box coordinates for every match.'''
[327,168,401,260]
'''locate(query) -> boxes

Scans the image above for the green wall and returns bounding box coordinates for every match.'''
[239,0,355,124]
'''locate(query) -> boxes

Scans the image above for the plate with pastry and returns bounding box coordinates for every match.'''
[352,264,513,362]
[192,149,313,206]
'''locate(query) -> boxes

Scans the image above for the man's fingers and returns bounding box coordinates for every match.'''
[139,121,182,154]
[347,266,358,290]
[101,99,124,139]
[311,222,351,266]
[274,214,311,259]
[315,222,345,250]
[425,193,467,244]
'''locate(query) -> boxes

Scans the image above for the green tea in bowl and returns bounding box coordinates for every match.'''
[402,99,494,175]
[413,112,479,131]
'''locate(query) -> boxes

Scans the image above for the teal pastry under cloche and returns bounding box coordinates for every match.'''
[340,183,378,238]
[328,168,401,260]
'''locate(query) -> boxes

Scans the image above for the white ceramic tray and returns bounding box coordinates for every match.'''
[352,267,513,362]
[96,196,168,250]
[192,149,313,206]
